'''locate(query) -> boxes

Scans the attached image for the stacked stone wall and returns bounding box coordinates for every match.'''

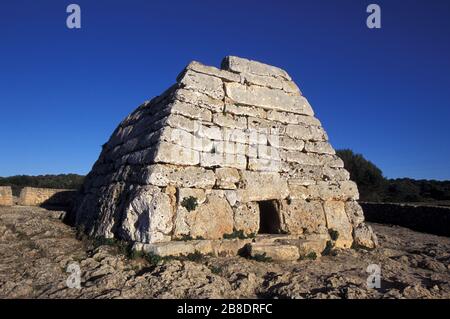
[74,56,377,250]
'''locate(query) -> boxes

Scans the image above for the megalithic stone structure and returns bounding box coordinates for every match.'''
[74,56,377,255]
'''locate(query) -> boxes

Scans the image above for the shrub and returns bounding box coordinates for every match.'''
[181,196,198,212]
[248,253,272,262]
[328,229,339,241]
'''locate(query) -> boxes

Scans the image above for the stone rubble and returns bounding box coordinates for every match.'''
[73,56,377,255]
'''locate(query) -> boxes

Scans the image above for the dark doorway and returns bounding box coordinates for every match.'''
[258,200,281,234]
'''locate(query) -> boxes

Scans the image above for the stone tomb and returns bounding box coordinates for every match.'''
[73,56,377,260]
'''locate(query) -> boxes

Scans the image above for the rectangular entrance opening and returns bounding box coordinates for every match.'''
[258,200,281,234]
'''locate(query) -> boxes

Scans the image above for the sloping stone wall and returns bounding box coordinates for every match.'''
[19,187,76,207]
[361,202,450,237]
[74,56,377,250]
[0,186,13,206]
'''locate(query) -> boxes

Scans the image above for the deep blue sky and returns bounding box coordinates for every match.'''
[1,0,449,180]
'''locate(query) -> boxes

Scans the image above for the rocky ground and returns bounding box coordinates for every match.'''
[0,206,449,299]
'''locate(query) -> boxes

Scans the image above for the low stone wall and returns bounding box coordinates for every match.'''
[0,186,13,206]
[361,202,450,237]
[18,187,77,208]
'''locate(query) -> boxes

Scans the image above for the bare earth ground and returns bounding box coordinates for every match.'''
[0,206,449,299]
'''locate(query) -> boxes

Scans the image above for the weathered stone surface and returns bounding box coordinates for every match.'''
[222,56,292,81]
[169,100,212,122]
[267,110,321,126]
[285,124,327,141]
[233,202,259,235]
[308,181,359,201]
[353,224,378,249]
[247,158,282,172]
[224,82,313,115]
[279,199,327,235]
[0,187,13,206]
[241,72,300,93]
[224,103,267,118]
[183,61,240,82]
[142,164,216,189]
[323,200,353,248]
[154,142,200,166]
[160,127,213,152]
[212,113,247,130]
[215,167,240,189]
[74,55,373,256]
[174,88,224,113]
[305,141,335,155]
[18,187,76,207]
[178,69,224,100]
[248,243,300,261]
[345,201,365,227]
[237,171,289,202]
[120,186,173,243]
[200,152,247,170]
[174,191,234,240]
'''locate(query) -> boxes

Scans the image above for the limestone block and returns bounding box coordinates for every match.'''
[248,243,300,261]
[174,88,224,113]
[248,158,282,172]
[322,155,345,168]
[283,151,323,166]
[287,181,312,200]
[120,186,173,243]
[18,187,76,207]
[247,116,285,135]
[215,167,240,189]
[344,201,365,227]
[322,166,350,181]
[141,241,196,257]
[213,140,257,158]
[323,200,353,248]
[237,171,289,202]
[233,202,259,235]
[224,82,313,115]
[174,190,234,240]
[285,124,327,141]
[183,61,240,82]
[178,69,224,100]
[308,181,359,201]
[257,144,281,161]
[169,100,212,122]
[195,125,223,141]
[241,72,300,94]
[142,164,216,189]
[200,152,247,170]
[279,199,327,235]
[213,113,247,130]
[160,127,213,152]
[267,110,321,126]
[221,56,292,81]
[221,191,235,208]
[305,141,335,155]
[166,114,197,133]
[297,234,329,255]
[353,224,378,249]
[154,142,200,166]
[224,103,267,118]
[213,239,253,257]
[0,186,13,206]
[268,135,304,151]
